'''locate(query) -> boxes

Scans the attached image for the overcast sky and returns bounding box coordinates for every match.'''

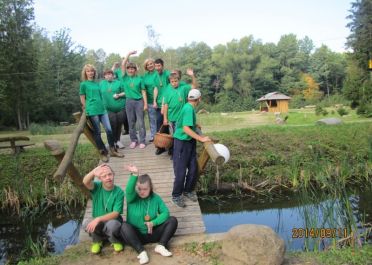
[34,0,353,55]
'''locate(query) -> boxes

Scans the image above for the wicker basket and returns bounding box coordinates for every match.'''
[154,125,173,149]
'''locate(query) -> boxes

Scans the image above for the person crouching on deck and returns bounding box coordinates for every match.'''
[120,164,178,265]
[82,164,125,254]
[171,89,211,208]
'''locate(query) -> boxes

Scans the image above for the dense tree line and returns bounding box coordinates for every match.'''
[0,0,370,130]
[344,0,372,114]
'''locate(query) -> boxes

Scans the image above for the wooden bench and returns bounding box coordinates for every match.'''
[0,136,35,154]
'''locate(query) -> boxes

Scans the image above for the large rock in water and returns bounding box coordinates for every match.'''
[316,117,343,125]
[221,224,285,265]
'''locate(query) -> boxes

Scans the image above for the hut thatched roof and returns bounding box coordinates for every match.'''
[256,92,291,102]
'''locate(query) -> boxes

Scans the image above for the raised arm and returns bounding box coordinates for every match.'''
[125,164,139,203]
[111,62,120,71]
[83,164,109,190]
[121,50,137,74]
[186,68,198,89]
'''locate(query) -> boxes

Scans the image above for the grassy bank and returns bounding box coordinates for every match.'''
[199,122,372,194]
[289,244,372,265]
[0,144,98,214]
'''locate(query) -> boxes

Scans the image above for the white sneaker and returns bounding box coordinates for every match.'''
[137,250,149,264]
[154,244,172,257]
[116,141,125,149]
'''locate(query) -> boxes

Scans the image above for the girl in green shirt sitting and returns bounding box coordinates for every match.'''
[120,164,177,265]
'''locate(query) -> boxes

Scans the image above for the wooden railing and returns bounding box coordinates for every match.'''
[44,111,99,198]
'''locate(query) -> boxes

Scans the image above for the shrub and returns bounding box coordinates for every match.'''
[318,94,350,108]
[315,105,323,116]
[29,123,62,135]
[337,107,349,117]
[357,102,372,118]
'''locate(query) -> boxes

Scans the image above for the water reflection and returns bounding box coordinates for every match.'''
[0,207,83,264]
[200,189,372,251]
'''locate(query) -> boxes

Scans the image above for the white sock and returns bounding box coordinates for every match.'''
[154,244,172,257]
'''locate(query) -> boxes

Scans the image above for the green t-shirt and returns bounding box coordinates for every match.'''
[126,174,170,234]
[164,83,192,122]
[173,102,196,141]
[100,79,125,112]
[91,182,125,219]
[121,74,145,100]
[155,70,170,106]
[142,70,158,104]
[79,80,106,116]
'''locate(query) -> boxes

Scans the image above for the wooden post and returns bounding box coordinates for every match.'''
[73,112,98,150]
[44,140,90,198]
[197,140,224,174]
[197,147,210,175]
[54,111,88,180]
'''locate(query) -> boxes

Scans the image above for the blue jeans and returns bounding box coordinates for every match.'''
[172,138,198,197]
[148,105,157,140]
[89,114,115,151]
[126,99,146,144]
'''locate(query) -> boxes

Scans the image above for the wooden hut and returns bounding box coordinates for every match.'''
[257,92,291,113]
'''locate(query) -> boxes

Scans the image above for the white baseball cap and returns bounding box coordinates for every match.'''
[188,89,201,100]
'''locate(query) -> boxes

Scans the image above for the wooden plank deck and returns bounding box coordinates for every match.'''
[79,140,205,242]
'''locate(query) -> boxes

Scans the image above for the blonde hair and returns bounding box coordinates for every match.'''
[81,64,96,81]
[143,58,155,71]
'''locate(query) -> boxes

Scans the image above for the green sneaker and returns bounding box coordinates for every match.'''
[91,242,102,254]
[112,242,124,252]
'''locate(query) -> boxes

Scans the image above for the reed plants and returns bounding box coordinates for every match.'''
[0,144,98,216]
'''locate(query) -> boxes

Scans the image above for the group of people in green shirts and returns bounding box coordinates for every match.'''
[80,50,212,263]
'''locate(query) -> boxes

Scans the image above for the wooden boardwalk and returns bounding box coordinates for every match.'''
[79,141,205,242]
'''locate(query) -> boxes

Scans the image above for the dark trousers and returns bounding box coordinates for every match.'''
[155,108,164,132]
[108,109,126,143]
[89,114,115,151]
[172,138,198,197]
[168,121,176,153]
[120,216,178,253]
[123,108,129,133]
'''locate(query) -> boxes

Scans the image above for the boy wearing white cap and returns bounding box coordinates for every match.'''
[171,89,211,207]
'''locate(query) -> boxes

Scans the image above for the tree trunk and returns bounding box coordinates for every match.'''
[326,80,330,98]
[26,111,30,129]
[16,99,23,130]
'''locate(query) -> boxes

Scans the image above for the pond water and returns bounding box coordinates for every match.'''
[199,189,372,251]
[0,207,83,265]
